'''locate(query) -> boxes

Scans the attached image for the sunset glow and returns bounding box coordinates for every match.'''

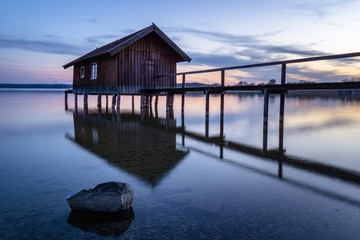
[1,0,360,84]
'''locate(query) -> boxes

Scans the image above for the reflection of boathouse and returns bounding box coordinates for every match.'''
[67,111,187,187]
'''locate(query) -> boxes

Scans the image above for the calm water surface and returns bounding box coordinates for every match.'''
[0,90,359,239]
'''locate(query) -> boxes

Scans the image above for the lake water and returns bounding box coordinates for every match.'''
[0,89,359,239]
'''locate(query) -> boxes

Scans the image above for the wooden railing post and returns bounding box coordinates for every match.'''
[221,70,225,87]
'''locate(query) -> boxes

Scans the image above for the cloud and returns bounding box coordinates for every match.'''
[170,26,360,83]
[86,34,121,47]
[290,0,357,19]
[0,35,86,56]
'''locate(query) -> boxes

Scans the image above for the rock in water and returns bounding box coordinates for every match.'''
[67,182,134,212]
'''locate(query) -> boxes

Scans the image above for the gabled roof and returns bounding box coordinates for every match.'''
[63,23,191,69]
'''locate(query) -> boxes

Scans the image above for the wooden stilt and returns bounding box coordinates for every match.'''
[132,95,135,114]
[278,92,285,178]
[74,91,78,107]
[106,95,109,113]
[220,93,224,159]
[116,93,121,109]
[263,89,269,153]
[205,90,210,140]
[97,94,101,107]
[181,99,185,146]
[263,89,269,125]
[279,93,285,151]
[181,93,185,113]
[65,91,68,111]
[83,93,88,106]
[112,94,116,109]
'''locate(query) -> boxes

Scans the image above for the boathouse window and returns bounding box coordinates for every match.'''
[91,63,97,80]
[80,66,85,78]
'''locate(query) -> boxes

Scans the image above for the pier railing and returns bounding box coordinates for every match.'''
[155,51,360,88]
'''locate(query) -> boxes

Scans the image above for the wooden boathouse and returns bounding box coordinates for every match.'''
[63,23,191,107]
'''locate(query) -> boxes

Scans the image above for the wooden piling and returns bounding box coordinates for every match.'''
[74,91,78,106]
[263,89,269,124]
[132,95,135,114]
[279,93,285,151]
[97,94,101,107]
[181,93,185,113]
[112,94,116,109]
[205,90,210,139]
[64,91,68,111]
[263,89,269,152]
[281,63,286,85]
[166,92,174,112]
[83,93,88,107]
[220,93,224,159]
[116,93,121,109]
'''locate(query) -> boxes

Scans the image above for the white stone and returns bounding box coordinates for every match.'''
[67,182,134,212]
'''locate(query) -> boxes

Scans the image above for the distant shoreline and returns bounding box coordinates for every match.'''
[0,83,72,89]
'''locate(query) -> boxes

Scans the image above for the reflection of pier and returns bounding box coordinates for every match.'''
[66,110,187,187]
[174,93,360,185]
[65,93,360,207]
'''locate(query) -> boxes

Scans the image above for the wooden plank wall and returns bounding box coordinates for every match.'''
[73,32,180,94]
[119,32,178,94]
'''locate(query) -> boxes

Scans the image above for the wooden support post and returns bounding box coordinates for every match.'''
[116,93,121,109]
[83,93,88,106]
[64,91,68,111]
[278,92,285,179]
[281,63,286,85]
[132,95,135,114]
[205,90,210,140]
[263,120,268,153]
[263,89,269,125]
[112,94,116,109]
[155,95,158,119]
[181,93,185,113]
[106,95,108,109]
[145,95,149,109]
[221,70,225,87]
[140,95,143,110]
[279,93,285,151]
[149,95,153,109]
[220,93,224,137]
[263,89,269,153]
[83,93,88,117]
[220,93,224,159]
[181,108,185,146]
[97,94,102,107]
[74,91,78,106]
[182,74,185,88]
[166,93,174,110]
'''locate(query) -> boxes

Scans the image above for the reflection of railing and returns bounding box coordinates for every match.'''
[187,145,360,208]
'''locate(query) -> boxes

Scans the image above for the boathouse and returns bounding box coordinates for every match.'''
[63,23,191,94]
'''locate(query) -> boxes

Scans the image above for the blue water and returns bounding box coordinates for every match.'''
[0,90,359,239]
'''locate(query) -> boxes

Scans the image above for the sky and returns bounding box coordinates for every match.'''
[1,0,360,85]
